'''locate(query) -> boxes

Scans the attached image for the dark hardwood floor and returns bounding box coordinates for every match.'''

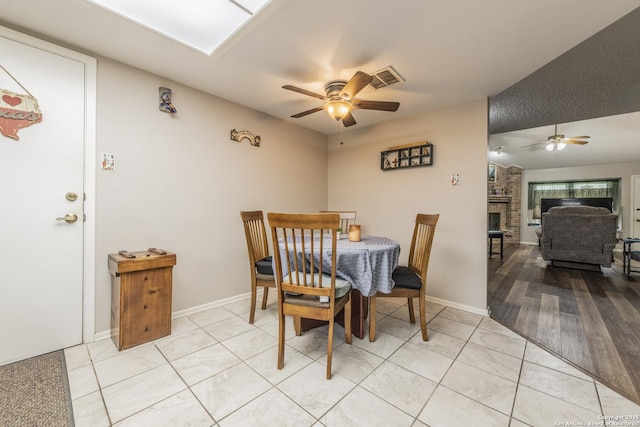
[488,243,640,405]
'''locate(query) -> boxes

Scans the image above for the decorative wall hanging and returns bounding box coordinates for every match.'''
[381,141,433,171]
[159,87,177,113]
[230,129,261,147]
[0,65,43,140]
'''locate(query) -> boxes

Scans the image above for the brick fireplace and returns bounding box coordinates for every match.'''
[488,196,511,231]
[488,164,522,244]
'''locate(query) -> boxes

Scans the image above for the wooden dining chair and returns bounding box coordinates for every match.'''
[369,213,439,342]
[240,211,276,324]
[268,212,352,379]
[320,210,357,234]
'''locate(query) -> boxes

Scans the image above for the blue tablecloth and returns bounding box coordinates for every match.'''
[277,235,400,297]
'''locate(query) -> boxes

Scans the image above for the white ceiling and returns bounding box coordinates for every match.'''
[1,0,639,136]
[489,111,640,170]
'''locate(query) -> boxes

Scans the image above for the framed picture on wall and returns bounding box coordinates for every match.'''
[488,164,497,182]
[380,142,433,171]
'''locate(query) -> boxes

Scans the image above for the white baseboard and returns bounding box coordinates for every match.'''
[92,291,254,342]
[426,295,489,316]
[171,292,252,319]
[94,330,112,342]
[94,289,487,341]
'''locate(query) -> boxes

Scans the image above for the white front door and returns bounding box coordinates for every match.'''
[633,175,640,239]
[0,28,93,365]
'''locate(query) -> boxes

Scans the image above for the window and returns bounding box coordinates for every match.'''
[528,179,620,224]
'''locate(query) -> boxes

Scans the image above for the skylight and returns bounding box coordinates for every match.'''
[87,0,271,55]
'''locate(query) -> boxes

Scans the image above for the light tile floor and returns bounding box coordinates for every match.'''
[65,294,640,426]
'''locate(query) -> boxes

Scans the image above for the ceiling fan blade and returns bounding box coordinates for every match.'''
[352,99,400,111]
[342,112,356,127]
[565,140,589,145]
[291,106,324,118]
[566,135,590,139]
[521,141,545,148]
[340,71,373,100]
[282,85,327,101]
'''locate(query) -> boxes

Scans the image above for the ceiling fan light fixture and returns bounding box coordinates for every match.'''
[545,140,566,151]
[324,99,352,121]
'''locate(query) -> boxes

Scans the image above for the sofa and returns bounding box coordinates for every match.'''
[540,206,618,269]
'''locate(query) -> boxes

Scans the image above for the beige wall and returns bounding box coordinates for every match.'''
[327,99,489,313]
[521,162,640,244]
[93,60,490,334]
[94,58,328,333]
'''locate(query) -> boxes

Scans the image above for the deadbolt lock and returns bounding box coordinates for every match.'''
[66,192,78,201]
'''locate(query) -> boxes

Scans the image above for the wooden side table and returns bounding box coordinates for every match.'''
[622,238,640,275]
[108,248,176,350]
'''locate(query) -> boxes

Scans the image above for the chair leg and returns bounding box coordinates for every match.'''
[369,294,377,342]
[261,286,269,309]
[294,316,302,336]
[326,319,334,380]
[419,296,428,341]
[407,297,415,323]
[249,281,257,324]
[277,311,285,370]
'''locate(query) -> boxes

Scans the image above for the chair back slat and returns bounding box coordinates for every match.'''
[407,214,439,281]
[268,212,339,297]
[321,210,357,232]
[240,210,270,265]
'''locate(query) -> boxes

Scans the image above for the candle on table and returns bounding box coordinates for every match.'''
[349,224,361,242]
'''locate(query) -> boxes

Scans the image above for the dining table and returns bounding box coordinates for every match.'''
[277,234,401,339]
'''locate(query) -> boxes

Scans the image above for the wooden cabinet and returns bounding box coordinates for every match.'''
[381,142,433,171]
[109,249,176,350]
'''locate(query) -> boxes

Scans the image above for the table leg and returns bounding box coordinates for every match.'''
[346,290,367,339]
[299,289,367,339]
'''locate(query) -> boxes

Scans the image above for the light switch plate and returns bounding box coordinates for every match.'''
[101,153,115,171]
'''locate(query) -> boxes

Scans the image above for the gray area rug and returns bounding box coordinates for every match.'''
[0,350,74,426]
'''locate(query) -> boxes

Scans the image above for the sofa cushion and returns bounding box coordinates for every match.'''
[548,206,611,216]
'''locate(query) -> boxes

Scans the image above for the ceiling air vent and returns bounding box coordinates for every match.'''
[369,66,405,90]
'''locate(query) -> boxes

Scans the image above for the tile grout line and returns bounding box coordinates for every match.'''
[72,298,632,426]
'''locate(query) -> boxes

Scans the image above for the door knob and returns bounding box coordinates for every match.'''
[56,213,78,223]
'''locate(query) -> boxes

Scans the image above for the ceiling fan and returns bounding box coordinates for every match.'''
[522,124,590,152]
[282,71,400,127]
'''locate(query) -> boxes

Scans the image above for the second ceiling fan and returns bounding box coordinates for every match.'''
[282,71,400,127]
[522,124,590,151]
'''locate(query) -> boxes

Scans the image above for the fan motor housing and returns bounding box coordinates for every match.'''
[324,80,347,98]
